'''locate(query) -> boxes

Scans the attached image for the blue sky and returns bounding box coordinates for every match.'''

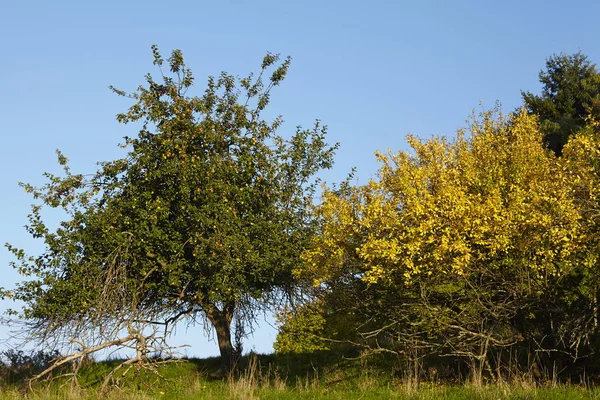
[1,0,599,357]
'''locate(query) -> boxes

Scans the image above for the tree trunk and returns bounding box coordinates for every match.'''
[207,303,235,372]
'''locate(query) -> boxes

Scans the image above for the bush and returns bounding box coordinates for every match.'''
[0,349,61,384]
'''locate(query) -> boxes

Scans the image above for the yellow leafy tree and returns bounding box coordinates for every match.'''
[297,109,598,383]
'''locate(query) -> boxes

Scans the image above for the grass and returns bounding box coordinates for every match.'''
[1,352,600,399]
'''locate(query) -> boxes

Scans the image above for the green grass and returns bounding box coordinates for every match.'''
[1,352,600,399]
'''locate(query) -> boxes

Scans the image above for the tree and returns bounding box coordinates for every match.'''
[298,110,599,383]
[522,51,600,156]
[3,46,337,372]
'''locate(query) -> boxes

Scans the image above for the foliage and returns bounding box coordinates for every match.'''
[296,110,600,383]
[522,51,600,155]
[274,300,330,354]
[3,46,337,372]
[305,110,586,282]
[0,349,62,385]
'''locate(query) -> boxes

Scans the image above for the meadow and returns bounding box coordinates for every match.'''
[1,351,600,399]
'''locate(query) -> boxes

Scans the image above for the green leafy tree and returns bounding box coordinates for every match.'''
[522,51,600,155]
[4,46,337,370]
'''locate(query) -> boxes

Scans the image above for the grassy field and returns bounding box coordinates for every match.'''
[1,352,600,399]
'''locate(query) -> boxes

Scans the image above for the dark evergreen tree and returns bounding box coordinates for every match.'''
[522,52,600,155]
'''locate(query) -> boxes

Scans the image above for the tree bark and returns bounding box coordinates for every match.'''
[206,303,235,372]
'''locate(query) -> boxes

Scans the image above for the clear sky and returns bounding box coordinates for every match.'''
[1,0,600,358]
